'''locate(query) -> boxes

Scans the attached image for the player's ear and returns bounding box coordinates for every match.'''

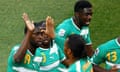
[67,48,72,56]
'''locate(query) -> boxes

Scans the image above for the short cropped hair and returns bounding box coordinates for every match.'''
[74,0,92,12]
[67,34,87,59]
[24,21,46,34]
[24,20,53,47]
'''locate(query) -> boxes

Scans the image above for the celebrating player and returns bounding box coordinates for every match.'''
[7,13,41,72]
[91,37,120,72]
[55,0,94,57]
[33,16,68,72]
[64,34,93,72]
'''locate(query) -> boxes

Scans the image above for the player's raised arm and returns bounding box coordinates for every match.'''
[22,13,35,32]
[14,13,34,63]
[45,16,55,39]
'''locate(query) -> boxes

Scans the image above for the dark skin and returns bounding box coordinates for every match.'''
[63,39,79,67]
[70,8,118,71]
[14,13,35,62]
[73,8,94,57]
[93,37,120,72]
[14,14,70,69]
[14,13,54,63]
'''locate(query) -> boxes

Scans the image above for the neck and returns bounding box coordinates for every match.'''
[73,16,82,29]
[67,57,78,66]
[28,44,37,55]
[40,45,50,49]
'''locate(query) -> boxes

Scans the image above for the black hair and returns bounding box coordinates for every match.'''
[74,0,92,12]
[67,34,87,59]
[24,21,46,34]
[24,20,53,47]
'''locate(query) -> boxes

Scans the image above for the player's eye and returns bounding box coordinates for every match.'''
[85,13,93,16]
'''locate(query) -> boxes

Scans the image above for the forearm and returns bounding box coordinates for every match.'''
[14,31,32,63]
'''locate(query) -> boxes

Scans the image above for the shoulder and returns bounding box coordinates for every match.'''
[10,44,20,53]
[56,18,72,28]
[80,26,90,35]
[8,44,20,62]
[68,60,80,72]
[12,44,20,50]
[98,39,116,51]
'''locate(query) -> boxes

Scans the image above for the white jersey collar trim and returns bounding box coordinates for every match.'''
[27,50,34,56]
[39,47,49,50]
[71,18,80,31]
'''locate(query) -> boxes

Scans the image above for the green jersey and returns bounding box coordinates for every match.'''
[55,17,92,50]
[91,38,120,70]
[7,44,38,72]
[68,58,93,72]
[34,41,66,72]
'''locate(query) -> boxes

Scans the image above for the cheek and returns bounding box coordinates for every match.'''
[64,48,70,58]
[82,16,87,20]
[31,35,36,41]
[64,47,67,55]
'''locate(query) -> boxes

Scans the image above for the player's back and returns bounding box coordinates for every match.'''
[68,58,93,72]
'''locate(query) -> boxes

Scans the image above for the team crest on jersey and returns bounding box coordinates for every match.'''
[95,48,99,56]
[58,29,66,36]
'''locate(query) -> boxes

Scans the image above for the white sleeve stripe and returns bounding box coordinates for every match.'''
[76,61,81,72]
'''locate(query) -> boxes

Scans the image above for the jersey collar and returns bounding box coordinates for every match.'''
[71,18,81,31]
[27,50,34,56]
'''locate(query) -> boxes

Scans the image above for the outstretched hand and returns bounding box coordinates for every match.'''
[22,13,35,32]
[45,16,55,38]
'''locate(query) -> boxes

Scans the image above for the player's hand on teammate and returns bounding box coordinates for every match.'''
[22,13,35,32]
[45,16,55,38]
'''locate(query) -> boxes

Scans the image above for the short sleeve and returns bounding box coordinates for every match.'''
[90,48,106,64]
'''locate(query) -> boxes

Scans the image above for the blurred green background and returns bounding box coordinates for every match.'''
[0,0,120,71]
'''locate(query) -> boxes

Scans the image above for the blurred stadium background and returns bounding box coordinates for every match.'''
[0,0,120,71]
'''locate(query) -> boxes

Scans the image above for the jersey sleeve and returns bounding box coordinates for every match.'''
[7,45,20,72]
[57,45,66,62]
[90,47,106,65]
[85,29,92,45]
[8,45,20,63]
[55,24,70,50]
[54,34,65,51]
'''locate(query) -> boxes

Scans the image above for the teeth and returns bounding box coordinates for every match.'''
[86,22,89,24]
[44,40,48,43]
